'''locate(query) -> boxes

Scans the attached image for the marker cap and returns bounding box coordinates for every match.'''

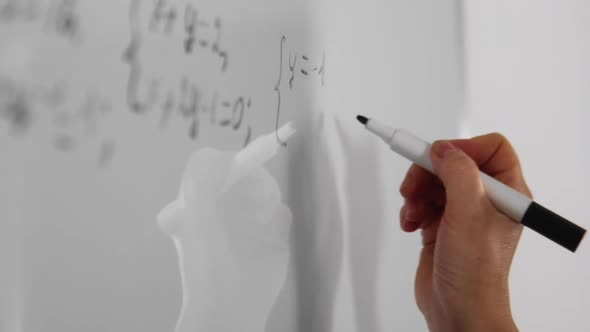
[521,202,587,252]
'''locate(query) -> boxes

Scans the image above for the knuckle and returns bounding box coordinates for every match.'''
[399,169,413,191]
[399,174,413,196]
[488,132,509,144]
[489,132,518,157]
[482,132,513,151]
[400,182,411,197]
[444,151,477,174]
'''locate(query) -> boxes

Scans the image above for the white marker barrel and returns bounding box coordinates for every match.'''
[390,129,531,221]
[387,128,585,252]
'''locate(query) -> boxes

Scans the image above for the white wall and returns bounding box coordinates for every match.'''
[463,1,590,331]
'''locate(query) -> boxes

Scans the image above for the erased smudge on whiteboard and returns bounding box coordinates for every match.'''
[158,123,295,332]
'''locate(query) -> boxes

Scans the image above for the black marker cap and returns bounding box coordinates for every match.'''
[521,202,586,252]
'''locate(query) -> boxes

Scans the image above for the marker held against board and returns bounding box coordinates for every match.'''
[357,115,587,253]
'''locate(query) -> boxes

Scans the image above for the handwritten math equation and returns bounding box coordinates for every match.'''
[274,36,325,144]
[155,76,254,145]
[124,0,250,146]
[0,0,83,42]
[0,77,116,166]
[0,0,327,167]
[148,0,229,71]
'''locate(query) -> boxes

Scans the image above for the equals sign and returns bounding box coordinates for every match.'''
[219,100,232,127]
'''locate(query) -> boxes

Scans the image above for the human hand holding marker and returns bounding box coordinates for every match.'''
[357,115,587,331]
[400,135,526,332]
[357,115,586,252]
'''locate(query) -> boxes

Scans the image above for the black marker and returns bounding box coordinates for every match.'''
[357,115,587,252]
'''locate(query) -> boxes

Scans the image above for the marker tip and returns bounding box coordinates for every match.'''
[356,115,369,125]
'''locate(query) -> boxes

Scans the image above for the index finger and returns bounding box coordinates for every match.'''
[444,133,532,197]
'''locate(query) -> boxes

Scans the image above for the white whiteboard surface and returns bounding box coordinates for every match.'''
[464,1,590,331]
[0,1,464,331]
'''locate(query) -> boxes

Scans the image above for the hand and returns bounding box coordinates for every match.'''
[399,133,532,332]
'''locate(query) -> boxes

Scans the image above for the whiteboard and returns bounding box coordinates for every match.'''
[0,1,464,331]
[464,2,590,331]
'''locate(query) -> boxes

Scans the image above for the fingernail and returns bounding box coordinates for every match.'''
[433,141,457,158]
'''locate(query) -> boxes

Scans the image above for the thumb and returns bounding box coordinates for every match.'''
[430,141,493,225]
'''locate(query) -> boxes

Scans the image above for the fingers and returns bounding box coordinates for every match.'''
[447,133,519,175]
[430,141,495,226]
[400,204,421,233]
[399,164,445,233]
[447,133,531,197]
[400,164,445,206]
[399,133,531,236]
[420,218,439,247]
[400,198,442,233]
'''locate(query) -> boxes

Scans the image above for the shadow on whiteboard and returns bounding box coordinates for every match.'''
[157,124,296,332]
[264,113,346,332]
[335,119,385,332]
[265,114,384,332]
